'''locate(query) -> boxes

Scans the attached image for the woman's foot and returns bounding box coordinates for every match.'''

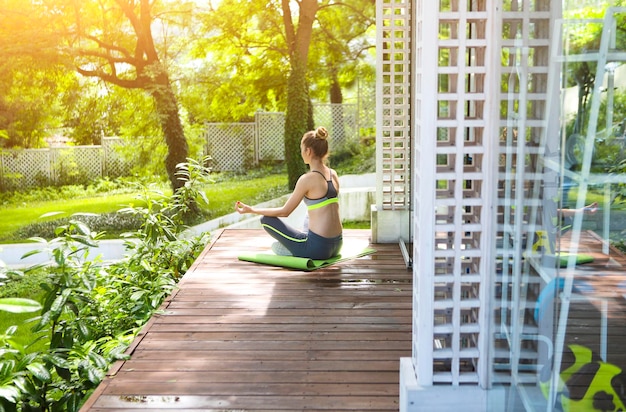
[272,242,292,256]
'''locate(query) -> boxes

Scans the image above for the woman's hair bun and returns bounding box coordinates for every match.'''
[315,126,329,140]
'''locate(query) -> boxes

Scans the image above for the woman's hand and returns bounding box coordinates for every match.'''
[235,201,253,214]
[583,202,598,214]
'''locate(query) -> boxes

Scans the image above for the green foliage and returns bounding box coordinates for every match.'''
[308,0,375,103]
[0,160,210,411]
[0,68,70,149]
[189,0,289,122]
[0,298,41,314]
[330,138,376,175]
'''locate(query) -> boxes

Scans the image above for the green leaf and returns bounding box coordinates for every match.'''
[26,362,51,382]
[0,298,41,313]
[88,352,108,369]
[49,290,71,317]
[76,321,90,340]
[71,220,92,237]
[43,353,71,369]
[0,385,19,402]
[20,249,43,259]
[65,393,81,412]
[39,211,66,219]
[130,290,145,301]
[86,365,105,384]
[0,360,16,379]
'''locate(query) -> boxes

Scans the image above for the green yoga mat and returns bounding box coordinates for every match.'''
[238,247,377,271]
[539,252,595,268]
[555,252,595,268]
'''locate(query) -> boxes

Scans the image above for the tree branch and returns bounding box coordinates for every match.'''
[75,66,146,89]
[281,0,296,56]
[83,35,134,62]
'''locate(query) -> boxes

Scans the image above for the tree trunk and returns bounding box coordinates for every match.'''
[282,0,317,190]
[285,58,311,190]
[151,73,189,192]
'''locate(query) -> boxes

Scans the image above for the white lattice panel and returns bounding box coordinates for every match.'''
[255,112,285,162]
[313,104,358,151]
[411,0,500,388]
[410,0,558,392]
[204,123,255,171]
[376,0,411,211]
[102,137,132,177]
[0,149,51,189]
[51,146,102,184]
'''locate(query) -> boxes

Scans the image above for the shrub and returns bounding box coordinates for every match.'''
[0,159,211,411]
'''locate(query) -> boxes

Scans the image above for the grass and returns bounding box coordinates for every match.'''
[0,193,142,239]
[0,174,290,243]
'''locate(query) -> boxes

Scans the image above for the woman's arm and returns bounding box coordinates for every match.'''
[558,202,598,217]
[235,174,310,217]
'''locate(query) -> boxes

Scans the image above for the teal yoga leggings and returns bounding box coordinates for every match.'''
[260,216,343,260]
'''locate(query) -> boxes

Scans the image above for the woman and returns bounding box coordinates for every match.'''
[235,126,343,259]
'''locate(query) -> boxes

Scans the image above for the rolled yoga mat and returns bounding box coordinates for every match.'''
[238,247,377,271]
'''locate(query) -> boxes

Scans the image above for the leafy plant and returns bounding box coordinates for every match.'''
[0,159,210,411]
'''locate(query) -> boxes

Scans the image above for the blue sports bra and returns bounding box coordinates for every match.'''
[303,170,339,210]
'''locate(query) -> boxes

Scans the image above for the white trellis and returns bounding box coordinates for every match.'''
[398,0,561,409]
[204,123,256,172]
[372,0,412,244]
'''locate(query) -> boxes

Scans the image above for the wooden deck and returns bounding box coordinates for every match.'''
[80,229,413,411]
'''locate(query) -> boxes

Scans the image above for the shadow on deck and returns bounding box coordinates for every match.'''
[80,229,412,411]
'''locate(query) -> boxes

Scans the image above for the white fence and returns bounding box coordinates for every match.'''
[205,105,361,171]
[0,138,130,190]
[0,103,371,189]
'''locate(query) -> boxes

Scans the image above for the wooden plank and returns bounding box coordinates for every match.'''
[130,339,411,352]
[146,323,411,339]
[110,370,400,384]
[101,382,400,396]
[116,359,403,372]
[130,349,410,362]
[90,394,401,410]
[136,331,411,341]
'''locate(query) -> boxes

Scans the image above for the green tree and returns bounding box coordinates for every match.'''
[563,2,626,137]
[0,0,71,149]
[189,0,290,123]
[197,0,374,189]
[308,0,375,104]
[61,0,191,192]
[308,0,375,149]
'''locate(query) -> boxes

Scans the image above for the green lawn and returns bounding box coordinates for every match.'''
[0,174,291,243]
[0,193,142,237]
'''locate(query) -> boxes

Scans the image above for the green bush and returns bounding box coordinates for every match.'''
[0,159,211,412]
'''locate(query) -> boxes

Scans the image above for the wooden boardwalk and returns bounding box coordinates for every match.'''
[80,229,412,411]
